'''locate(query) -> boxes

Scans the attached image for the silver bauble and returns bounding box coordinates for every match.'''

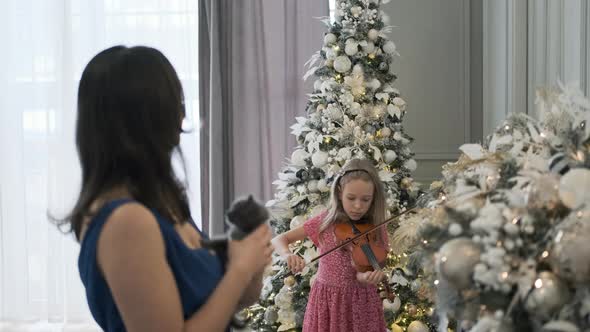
[438,238,481,289]
[551,211,590,283]
[524,271,570,317]
[559,168,590,209]
[384,150,397,163]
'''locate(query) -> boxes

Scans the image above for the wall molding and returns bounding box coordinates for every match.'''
[414,152,461,160]
[461,0,471,143]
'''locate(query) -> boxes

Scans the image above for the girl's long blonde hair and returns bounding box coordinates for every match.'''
[319,159,387,242]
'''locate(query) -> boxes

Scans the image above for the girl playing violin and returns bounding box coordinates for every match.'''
[271,158,389,332]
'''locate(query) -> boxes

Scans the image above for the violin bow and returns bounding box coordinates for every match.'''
[305,206,419,266]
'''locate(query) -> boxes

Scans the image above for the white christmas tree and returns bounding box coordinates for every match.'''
[397,81,590,331]
[245,1,427,331]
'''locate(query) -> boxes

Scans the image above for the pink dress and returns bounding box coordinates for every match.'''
[302,212,388,332]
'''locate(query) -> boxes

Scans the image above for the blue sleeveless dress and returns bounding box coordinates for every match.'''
[78,199,227,331]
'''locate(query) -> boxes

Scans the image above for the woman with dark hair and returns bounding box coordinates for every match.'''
[59,45,272,332]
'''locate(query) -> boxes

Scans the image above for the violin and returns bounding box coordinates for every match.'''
[334,217,396,301]
[300,206,418,300]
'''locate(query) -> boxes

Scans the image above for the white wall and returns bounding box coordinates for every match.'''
[383,0,480,183]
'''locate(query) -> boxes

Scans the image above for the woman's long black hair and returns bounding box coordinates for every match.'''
[58,45,191,241]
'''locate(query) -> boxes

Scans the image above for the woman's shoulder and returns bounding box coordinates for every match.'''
[81,199,156,243]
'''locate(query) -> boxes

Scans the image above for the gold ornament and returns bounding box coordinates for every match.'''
[284,275,296,287]
[376,129,383,138]
[324,137,332,144]
[368,53,376,59]
[390,323,404,332]
[401,177,413,189]
[408,320,429,332]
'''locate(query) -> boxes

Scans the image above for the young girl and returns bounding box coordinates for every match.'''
[272,158,389,332]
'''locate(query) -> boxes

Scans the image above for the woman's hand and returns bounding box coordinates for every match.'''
[284,254,306,274]
[356,270,385,285]
[227,224,273,281]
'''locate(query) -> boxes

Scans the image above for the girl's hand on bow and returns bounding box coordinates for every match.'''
[285,254,306,274]
[356,270,385,285]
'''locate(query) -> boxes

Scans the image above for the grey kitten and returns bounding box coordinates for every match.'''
[201,194,270,265]
[200,195,270,328]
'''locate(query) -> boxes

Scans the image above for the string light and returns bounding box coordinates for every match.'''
[541,251,549,258]
[534,278,543,288]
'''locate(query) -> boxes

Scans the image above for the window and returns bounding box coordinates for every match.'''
[0,0,200,329]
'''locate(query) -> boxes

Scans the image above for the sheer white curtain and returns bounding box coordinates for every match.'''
[0,0,200,330]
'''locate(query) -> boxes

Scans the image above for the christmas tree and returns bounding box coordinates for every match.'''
[243,1,436,331]
[399,82,590,331]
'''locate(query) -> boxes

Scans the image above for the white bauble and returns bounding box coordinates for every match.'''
[368,29,379,41]
[316,178,329,192]
[369,78,381,90]
[307,179,319,193]
[323,33,337,45]
[559,168,590,209]
[290,215,305,230]
[449,223,463,236]
[380,127,391,137]
[350,6,362,17]
[291,149,309,166]
[325,48,337,60]
[438,238,481,289]
[363,42,376,54]
[311,151,329,167]
[382,296,401,312]
[345,42,358,56]
[313,79,322,91]
[404,159,418,171]
[333,55,352,73]
[384,150,397,163]
[383,41,397,54]
[407,321,429,332]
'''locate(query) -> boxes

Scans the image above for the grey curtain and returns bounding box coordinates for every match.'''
[199,0,328,235]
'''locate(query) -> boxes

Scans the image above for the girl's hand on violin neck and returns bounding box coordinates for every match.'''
[227,224,273,281]
[356,270,385,285]
[285,254,306,274]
